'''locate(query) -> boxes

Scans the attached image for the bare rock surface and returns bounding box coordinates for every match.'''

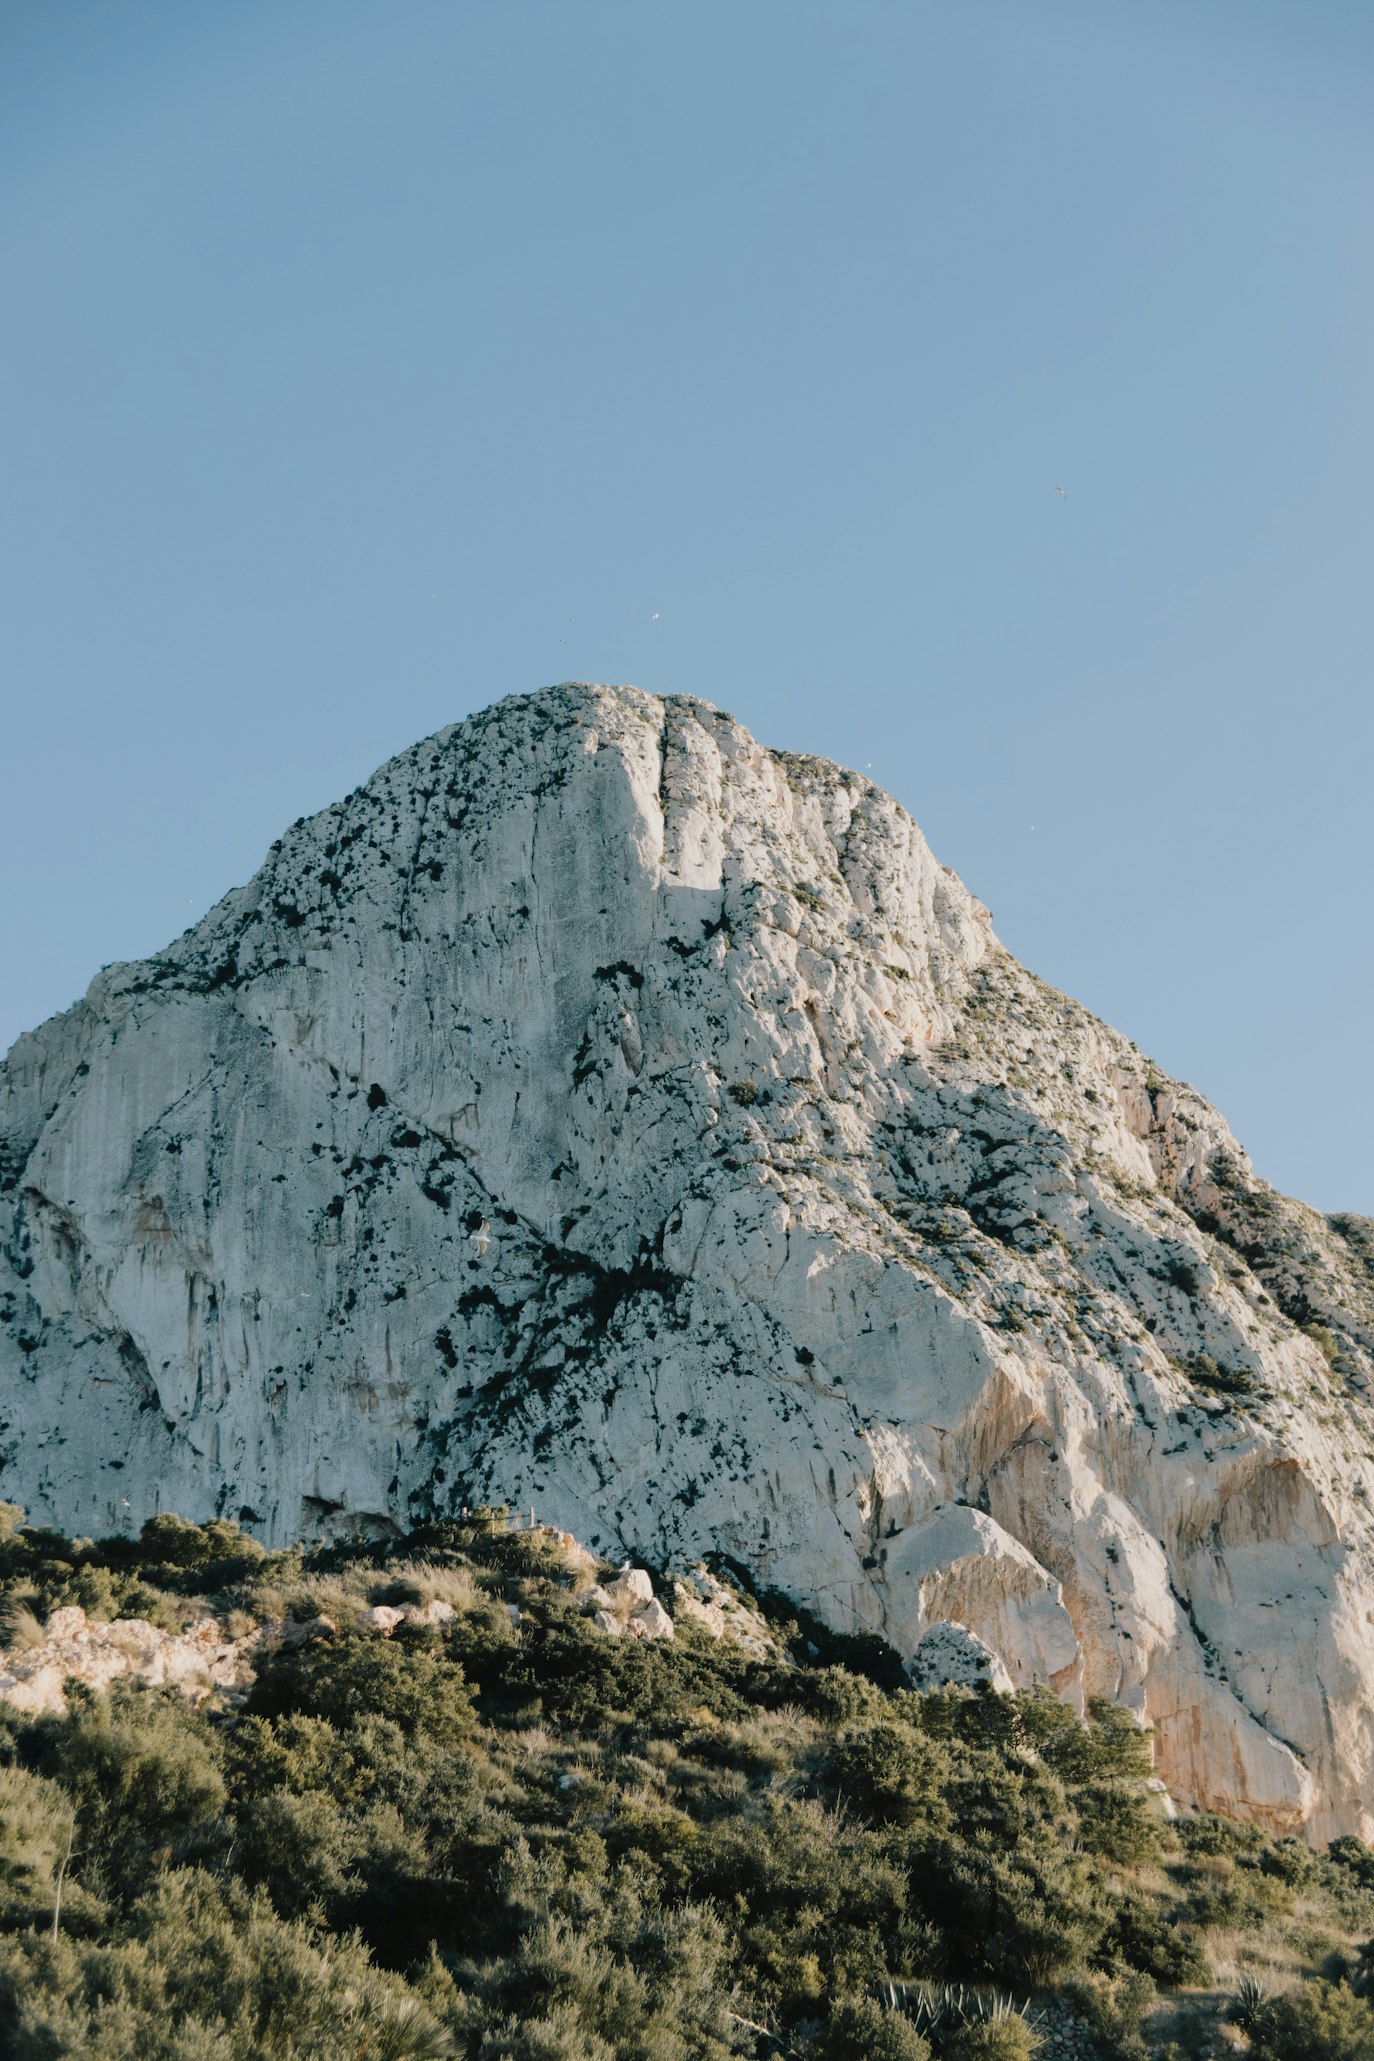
[606,1567,655,1607]
[3,683,1374,1836]
[628,1597,675,1640]
[0,1605,254,1716]
[0,1591,454,1717]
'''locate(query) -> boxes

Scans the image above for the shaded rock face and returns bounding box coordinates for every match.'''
[907,1620,1014,1696]
[3,683,1373,1837]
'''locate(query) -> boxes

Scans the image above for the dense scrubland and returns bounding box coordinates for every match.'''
[2,1507,1374,2060]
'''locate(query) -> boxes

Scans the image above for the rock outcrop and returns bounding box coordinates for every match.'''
[0,1542,742,1715]
[672,1567,775,1659]
[3,684,1373,1836]
[906,1619,1014,1696]
[589,1563,677,1639]
[0,1605,255,1717]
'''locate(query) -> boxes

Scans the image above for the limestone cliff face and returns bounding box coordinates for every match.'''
[3,684,1373,1837]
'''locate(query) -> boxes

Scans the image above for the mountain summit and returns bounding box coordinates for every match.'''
[3,683,1373,1836]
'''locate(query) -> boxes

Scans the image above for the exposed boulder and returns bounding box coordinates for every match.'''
[407,1597,456,1628]
[906,1619,1015,1695]
[627,1597,674,1640]
[356,1604,406,1635]
[605,1568,655,1608]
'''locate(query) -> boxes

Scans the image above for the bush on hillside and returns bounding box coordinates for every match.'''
[1247,1979,1374,2061]
[0,1515,1370,2057]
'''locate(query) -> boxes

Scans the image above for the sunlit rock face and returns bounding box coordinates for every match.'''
[3,682,1373,1837]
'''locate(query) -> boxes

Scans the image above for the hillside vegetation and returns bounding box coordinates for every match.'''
[2,1507,1374,2060]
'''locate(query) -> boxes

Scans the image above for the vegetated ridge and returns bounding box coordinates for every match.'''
[2,683,1373,1844]
[3,1505,1374,2061]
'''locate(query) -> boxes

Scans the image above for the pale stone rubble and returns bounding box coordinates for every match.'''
[3,682,1373,1837]
[355,1599,456,1635]
[0,1596,467,1718]
[0,1557,744,1715]
[0,1605,255,1717]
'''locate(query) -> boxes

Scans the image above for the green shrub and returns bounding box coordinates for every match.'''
[247,1633,476,1739]
[1178,1810,1267,1859]
[1262,1838,1321,1889]
[1067,1969,1154,2061]
[1248,1979,1374,2061]
[1183,1861,1287,1929]
[0,1767,80,1930]
[1098,1893,1211,1986]
[825,1721,952,1828]
[1330,1835,1374,1892]
[40,1686,227,1894]
[1025,1694,1152,1783]
[824,1996,932,2060]
[0,1867,455,2060]
[1183,1351,1256,1398]
[790,1664,886,1725]
[1073,1781,1164,1864]
[0,1517,1357,2057]
[913,1841,1101,1987]
[946,2018,1039,2061]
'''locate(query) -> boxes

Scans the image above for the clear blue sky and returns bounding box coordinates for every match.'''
[3,1,1371,1210]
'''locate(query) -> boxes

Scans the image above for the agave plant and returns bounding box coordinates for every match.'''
[1229,1975,1270,2032]
[347,1996,456,2061]
[878,1981,1042,2042]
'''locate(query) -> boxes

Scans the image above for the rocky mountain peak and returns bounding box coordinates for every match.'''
[3,682,1373,1838]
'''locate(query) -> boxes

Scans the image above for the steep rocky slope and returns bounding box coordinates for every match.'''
[3,684,1372,1836]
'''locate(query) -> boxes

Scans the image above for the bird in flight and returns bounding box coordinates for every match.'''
[1055,485,1067,498]
[471,1219,491,1258]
